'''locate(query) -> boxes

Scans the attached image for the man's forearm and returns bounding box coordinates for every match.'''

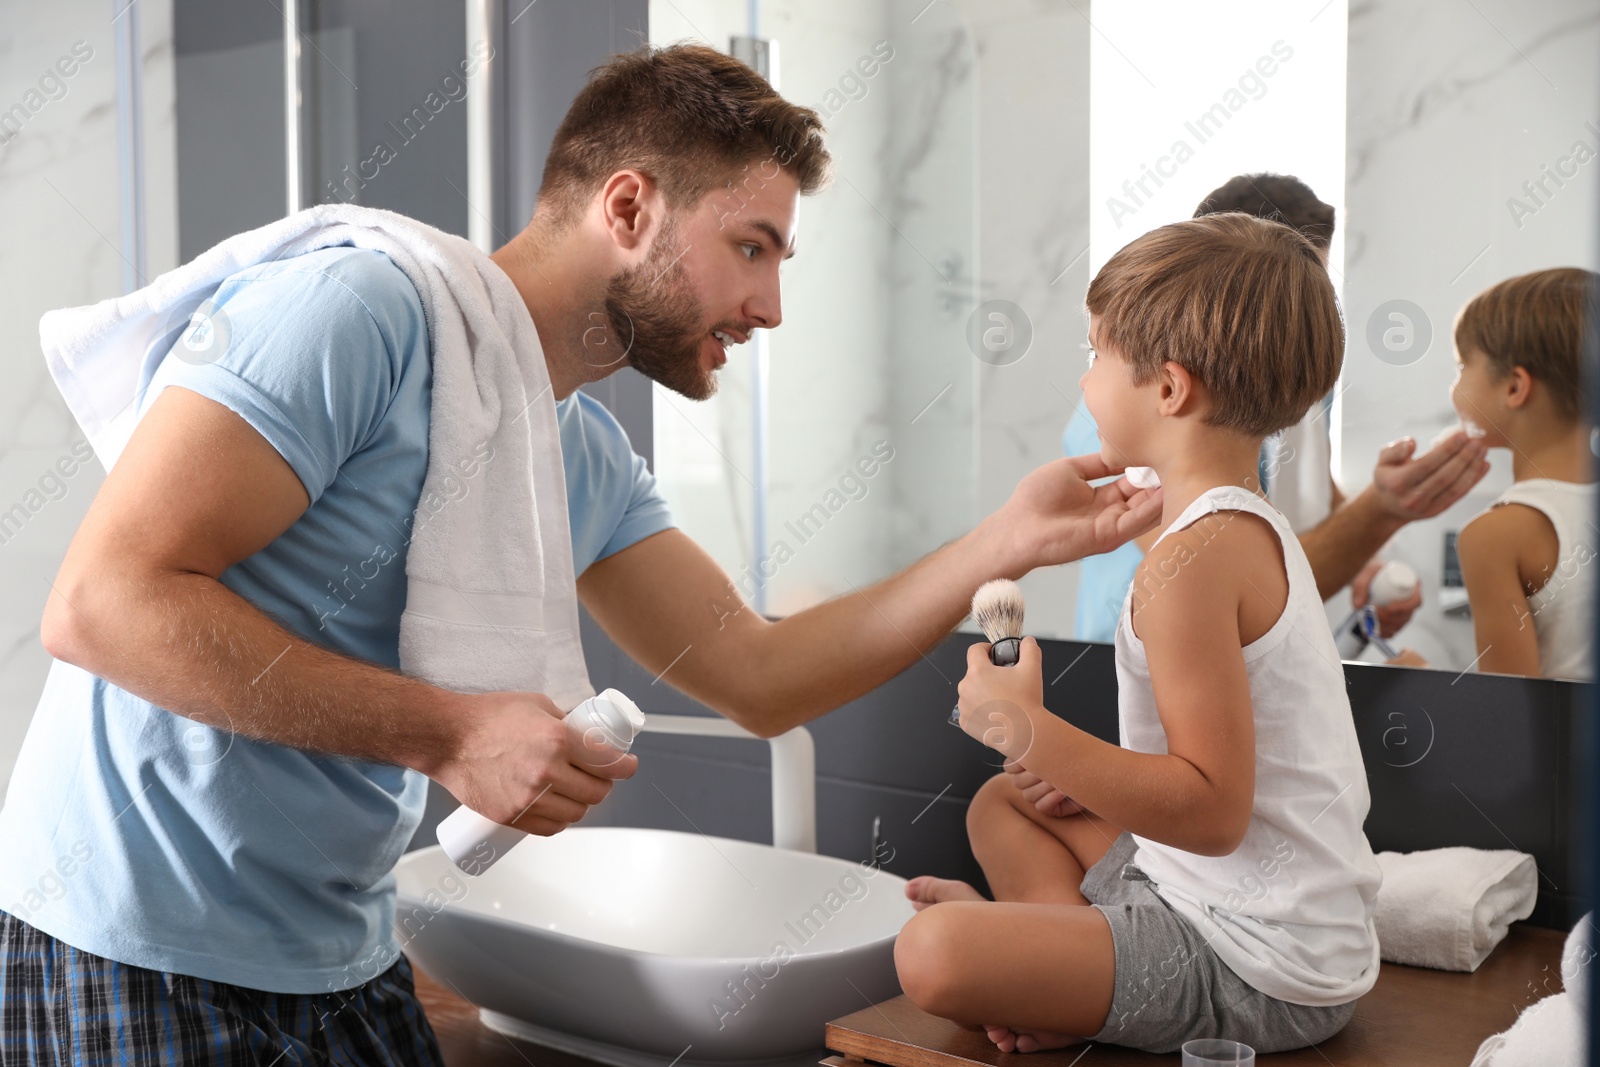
[43,572,464,775]
[1298,486,1405,600]
[740,522,1016,735]
[585,456,1162,737]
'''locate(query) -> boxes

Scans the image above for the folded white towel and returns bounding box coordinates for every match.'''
[1375,848,1538,972]
[1470,913,1591,1067]
[38,203,595,711]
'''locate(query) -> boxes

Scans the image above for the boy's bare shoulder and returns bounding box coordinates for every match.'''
[1459,502,1554,559]
[1137,507,1282,594]
[1458,500,1557,581]
[1133,507,1288,643]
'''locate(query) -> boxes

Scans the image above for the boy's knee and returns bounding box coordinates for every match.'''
[894,906,967,1018]
[967,772,1014,831]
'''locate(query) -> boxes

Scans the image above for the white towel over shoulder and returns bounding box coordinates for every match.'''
[38,204,594,711]
[1375,848,1538,972]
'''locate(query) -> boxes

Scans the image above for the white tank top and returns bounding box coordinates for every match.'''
[1491,479,1595,681]
[1115,485,1381,1006]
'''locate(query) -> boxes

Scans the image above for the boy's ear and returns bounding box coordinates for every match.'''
[1504,365,1534,411]
[1158,360,1197,416]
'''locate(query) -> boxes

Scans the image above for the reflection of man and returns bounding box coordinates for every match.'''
[1065,173,1488,644]
[0,45,1160,1061]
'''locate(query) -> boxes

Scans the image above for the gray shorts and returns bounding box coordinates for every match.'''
[1082,832,1358,1054]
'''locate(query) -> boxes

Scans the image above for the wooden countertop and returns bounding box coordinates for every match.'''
[411,924,1565,1066]
[413,965,605,1067]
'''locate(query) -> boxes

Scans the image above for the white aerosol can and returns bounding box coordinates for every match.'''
[436,688,645,875]
[1334,561,1420,659]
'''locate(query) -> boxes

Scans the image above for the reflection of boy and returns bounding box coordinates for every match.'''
[1066,173,1485,646]
[1450,268,1598,680]
[897,214,1379,1056]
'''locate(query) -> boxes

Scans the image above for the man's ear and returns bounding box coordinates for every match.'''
[1157,360,1197,416]
[598,169,655,253]
[1503,365,1534,411]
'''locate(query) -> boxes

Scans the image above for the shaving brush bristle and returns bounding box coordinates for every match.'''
[971,579,1025,641]
[971,579,1026,665]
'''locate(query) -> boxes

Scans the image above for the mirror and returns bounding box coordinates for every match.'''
[649,0,1599,680]
[649,0,979,623]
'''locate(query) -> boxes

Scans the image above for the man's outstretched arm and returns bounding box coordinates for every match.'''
[577,455,1164,738]
[1299,431,1489,599]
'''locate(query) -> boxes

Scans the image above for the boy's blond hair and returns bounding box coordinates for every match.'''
[1085,213,1344,437]
[1454,267,1597,422]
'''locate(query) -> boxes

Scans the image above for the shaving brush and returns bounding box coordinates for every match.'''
[951,579,1027,726]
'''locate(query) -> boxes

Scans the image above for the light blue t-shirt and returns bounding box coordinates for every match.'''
[0,247,674,994]
[1064,407,1275,642]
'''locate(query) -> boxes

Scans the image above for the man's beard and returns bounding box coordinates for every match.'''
[603,219,717,400]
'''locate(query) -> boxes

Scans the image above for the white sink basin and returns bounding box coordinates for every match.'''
[395,826,915,1063]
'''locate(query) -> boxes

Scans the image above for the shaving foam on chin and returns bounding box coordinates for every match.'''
[1432,421,1487,449]
[1124,466,1161,489]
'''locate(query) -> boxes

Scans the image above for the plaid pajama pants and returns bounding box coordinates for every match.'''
[0,910,444,1066]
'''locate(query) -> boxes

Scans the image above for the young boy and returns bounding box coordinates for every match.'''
[1451,268,1597,681]
[894,214,1381,1054]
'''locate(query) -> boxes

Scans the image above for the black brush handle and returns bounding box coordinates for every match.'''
[950,635,1024,725]
[989,637,1021,666]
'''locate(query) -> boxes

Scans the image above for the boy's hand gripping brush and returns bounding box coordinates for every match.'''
[951,579,1026,726]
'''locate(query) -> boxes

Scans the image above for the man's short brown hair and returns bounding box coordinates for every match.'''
[1086,214,1344,437]
[1194,173,1335,252]
[1455,267,1598,422]
[537,43,832,228]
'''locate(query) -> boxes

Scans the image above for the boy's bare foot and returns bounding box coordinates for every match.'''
[903,876,986,911]
[984,1025,1082,1053]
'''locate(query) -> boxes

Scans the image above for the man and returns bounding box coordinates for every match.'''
[0,44,1160,1063]
[1064,173,1488,645]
